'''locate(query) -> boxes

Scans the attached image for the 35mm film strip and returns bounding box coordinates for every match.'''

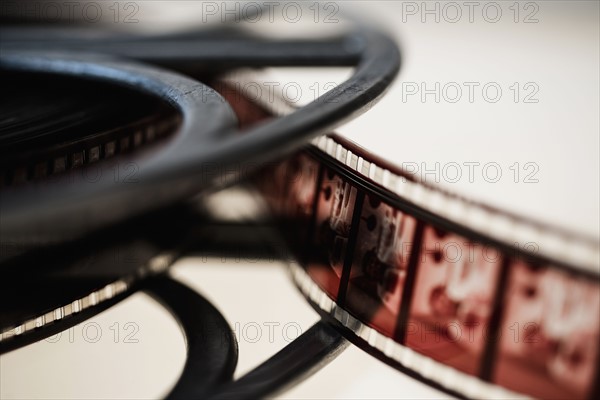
[218,80,600,399]
[257,142,599,400]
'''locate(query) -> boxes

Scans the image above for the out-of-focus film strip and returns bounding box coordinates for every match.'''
[218,81,600,400]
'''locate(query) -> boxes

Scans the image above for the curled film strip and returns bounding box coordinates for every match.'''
[217,78,600,400]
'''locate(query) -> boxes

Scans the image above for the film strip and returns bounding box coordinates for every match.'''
[1,56,597,396]
[257,142,600,400]
[0,251,175,346]
[216,79,600,399]
[0,70,181,188]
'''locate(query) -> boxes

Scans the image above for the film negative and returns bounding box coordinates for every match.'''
[219,81,600,399]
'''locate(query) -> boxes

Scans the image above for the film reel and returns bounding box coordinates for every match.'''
[0,26,400,244]
[2,10,598,400]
